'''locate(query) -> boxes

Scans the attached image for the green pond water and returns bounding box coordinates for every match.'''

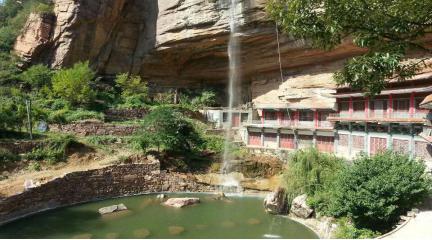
[0,193,318,239]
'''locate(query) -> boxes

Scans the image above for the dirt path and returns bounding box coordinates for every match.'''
[0,149,130,197]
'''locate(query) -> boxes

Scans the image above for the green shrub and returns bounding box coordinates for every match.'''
[334,218,379,239]
[115,73,148,98]
[25,134,76,164]
[20,64,53,90]
[282,148,346,209]
[140,106,203,152]
[202,135,224,153]
[52,61,96,106]
[328,151,432,231]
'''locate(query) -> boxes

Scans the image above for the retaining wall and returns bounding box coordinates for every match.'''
[49,122,140,136]
[0,161,214,225]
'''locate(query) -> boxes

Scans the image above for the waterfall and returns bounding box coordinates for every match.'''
[220,0,242,193]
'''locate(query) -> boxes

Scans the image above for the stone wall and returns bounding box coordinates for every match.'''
[49,122,140,136]
[0,161,214,225]
[104,108,148,121]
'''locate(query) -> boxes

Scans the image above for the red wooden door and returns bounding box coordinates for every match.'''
[248,132,261,146]
[317,136,334,153]
[370,137,387,154]
[280,134,295,149]
[232,113,240,127]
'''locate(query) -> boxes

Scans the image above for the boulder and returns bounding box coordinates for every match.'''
[214,192,227,200]
[98,203,128,215]
[263,187,287,214]
[163,198,200,208]
[290,194,314,219]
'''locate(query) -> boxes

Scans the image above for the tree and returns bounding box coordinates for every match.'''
[20,64,53,89]
[266,0,432,96]
[0,52,20,85]
[115,73,148,98]
[139,106,203,152]
[115,73,149,109]
[51,61,96,106]
[328,152,431,231]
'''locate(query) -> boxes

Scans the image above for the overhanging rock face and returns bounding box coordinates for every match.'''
[14,0,365,86]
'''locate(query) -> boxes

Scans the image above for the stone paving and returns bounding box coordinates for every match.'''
[384,197,432,239]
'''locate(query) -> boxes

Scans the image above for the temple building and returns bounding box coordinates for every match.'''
[242,76,432,164]
[329,77,432,160]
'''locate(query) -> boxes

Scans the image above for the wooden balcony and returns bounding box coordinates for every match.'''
[328,111,428,123]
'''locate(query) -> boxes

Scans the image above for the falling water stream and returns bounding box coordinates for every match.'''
[220,0,242,193]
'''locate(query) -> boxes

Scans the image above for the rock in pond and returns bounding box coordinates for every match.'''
[98,203,128,215]
[290,194,314,219]
[264,187,287,214]
[214,192,227,200]
[163,198,200,208]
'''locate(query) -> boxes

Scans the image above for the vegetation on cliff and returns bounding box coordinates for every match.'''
[267,0,432,96]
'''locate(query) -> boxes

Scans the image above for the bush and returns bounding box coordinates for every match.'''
[328,151,432,231]
[20,64,53,90]
[282,148,346,209]
[334,218,379,239]
[202,135,225,153]
[140,106,203,152]
[25,134,76,164]
[52,61,96,106]
[115,73,148,98]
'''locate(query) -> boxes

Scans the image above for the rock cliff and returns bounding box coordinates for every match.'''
[14,0,367,105]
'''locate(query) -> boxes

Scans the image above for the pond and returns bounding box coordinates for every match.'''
[0,193,318,239]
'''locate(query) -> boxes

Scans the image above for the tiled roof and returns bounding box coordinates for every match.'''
[420,94,432,109]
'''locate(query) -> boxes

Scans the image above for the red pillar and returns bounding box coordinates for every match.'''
[388,94,393,117]
[409,92,415,117]
[314,110,319,128]
[365,97,369,118]
[349,97,353,117]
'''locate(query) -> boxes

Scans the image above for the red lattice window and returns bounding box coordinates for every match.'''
[370,137,387,155]
[280,134,295,149]
[393,139,409,155]
[338,134,349,146]
[317,136,334,153]
[352,136,365,150]
[248,132,261,146]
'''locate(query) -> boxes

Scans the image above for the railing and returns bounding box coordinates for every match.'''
[328,110,429,121]
[318,121,333,128]
[297,121,315,128]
